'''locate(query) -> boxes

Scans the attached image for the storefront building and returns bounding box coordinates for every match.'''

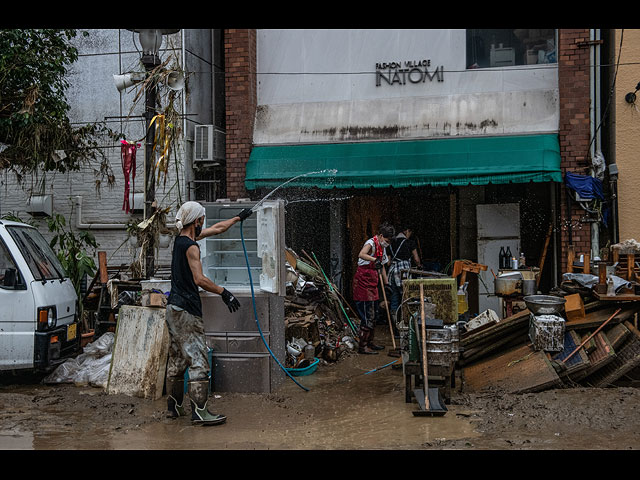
[225,29,610,315]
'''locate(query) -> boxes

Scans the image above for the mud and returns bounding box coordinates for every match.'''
[1,327,640,450]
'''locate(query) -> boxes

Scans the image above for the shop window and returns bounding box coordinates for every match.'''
[466,29,556,69]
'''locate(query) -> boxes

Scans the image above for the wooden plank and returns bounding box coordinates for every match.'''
[98,251,108,284]
[461,309,530,346]
[592,291,640,302]
[565,304,638,330]
[464,343,562,394]
[106,306,169,400]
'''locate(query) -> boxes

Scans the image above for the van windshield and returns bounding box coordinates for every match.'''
[6,226,66,281]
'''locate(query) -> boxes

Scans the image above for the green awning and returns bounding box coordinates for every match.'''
[245,134,562,190]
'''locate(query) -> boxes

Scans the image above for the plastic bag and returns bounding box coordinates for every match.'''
[44,332,115,388]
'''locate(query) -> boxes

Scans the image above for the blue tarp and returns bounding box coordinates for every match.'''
[565,172,604,200]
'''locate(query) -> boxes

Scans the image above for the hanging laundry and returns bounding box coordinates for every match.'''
[121,140,140,214]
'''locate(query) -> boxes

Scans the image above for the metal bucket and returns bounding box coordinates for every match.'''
[426,325,460,366]
[408,322,459,366]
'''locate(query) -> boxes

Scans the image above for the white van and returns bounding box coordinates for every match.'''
[0,220,80,372]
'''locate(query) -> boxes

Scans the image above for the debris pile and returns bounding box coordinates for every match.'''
[284,248,359,368]
[461,241,640,394]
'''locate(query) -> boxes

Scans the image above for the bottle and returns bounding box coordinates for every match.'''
[499,247,506,269]
[505,247,512,268]
[511,257,518,270]
[519,253,526,269]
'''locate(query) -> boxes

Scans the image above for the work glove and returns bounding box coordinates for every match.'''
[238,208,253,221]
[221,288,241,313]
[374,259,383,271]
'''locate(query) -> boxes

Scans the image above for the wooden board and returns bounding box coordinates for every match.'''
[592,291,640,302]
[106,306,170,400]
[464,343,561,394]
[565,304,638,330]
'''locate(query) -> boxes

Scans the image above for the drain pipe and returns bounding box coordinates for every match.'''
[590,28,602,259]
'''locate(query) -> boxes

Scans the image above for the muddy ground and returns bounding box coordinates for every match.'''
[1,327,640,452]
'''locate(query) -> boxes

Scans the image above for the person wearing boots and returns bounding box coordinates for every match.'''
[165,201,252,426]
[387,225,421,324]
[352,222,395,354]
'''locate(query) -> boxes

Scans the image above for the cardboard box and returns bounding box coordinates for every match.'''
[564,293,585,322]
[141,292,167,308]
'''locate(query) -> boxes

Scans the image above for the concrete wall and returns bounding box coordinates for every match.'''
[614,28,640,242]
[0,29,214,270]
[255,29,559,145]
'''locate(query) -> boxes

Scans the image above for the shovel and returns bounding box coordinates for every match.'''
[412,283,447,417]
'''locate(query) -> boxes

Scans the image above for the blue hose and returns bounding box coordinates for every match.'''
[239,220,309,392]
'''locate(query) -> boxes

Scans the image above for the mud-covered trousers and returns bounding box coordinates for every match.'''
[165,304,209,382]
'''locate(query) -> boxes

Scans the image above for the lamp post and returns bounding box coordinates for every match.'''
[127,29,179,279]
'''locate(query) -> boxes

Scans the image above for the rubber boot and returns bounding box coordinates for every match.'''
[368,327,384,351]
[166,375,187,419]
[188,379,227,426]
[358,329,378,355]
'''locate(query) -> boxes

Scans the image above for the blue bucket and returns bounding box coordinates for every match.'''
[285,357,319,377]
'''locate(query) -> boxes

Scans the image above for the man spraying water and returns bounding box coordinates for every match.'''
[165,201,252,425]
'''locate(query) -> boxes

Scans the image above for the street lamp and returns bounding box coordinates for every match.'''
[127,29,180,279]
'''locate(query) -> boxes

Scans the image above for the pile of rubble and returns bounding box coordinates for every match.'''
[461,241,640,394]
[283,248,359,368]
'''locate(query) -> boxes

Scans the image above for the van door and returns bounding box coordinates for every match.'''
[0,236,35,370]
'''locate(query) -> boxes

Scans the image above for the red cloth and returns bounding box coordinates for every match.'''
[121,140,139,214]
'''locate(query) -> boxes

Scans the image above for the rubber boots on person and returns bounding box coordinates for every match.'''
[166,375,187,419]
[358,328,378,355]
[368,327,384,351]
[188,379,227,426]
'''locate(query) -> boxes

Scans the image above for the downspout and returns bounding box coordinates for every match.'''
[182,28,191,202]
[590,28,601,259]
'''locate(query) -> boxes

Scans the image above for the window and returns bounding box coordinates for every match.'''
[466,29,557,69]
[6,226,65,282]
[0,238,21,288]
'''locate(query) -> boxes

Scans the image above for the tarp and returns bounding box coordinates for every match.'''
[245,134,562,190]
[565,172,605,200]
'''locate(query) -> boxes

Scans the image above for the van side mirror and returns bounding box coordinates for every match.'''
[3,268,16,287]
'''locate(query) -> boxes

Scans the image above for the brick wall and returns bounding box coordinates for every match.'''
[224,29,257,200]
[558,29,593,274]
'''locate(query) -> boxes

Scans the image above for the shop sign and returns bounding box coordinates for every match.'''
[375,59,444,87]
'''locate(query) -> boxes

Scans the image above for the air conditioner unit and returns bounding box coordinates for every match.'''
[194,125,225,163]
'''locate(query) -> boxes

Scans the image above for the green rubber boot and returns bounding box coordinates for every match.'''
[188,379,227,426]
[166,375,187,419]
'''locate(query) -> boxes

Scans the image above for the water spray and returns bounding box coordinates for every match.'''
[240,170,340,392]
[251,169,338,212]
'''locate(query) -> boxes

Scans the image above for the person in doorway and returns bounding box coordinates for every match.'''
[165,201,252,426]
[352,222,395,354]
[387,225,421,325]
